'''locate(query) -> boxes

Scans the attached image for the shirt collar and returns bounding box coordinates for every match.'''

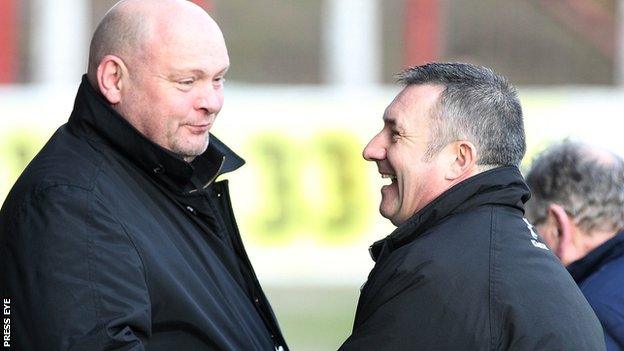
[68,75,244,193]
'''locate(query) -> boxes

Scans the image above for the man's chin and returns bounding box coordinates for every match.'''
[380,205,411,227]
[173,140,210,160]
[379,204,398,226]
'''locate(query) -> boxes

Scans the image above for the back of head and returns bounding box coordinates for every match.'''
[397,62,525,168]
[526,140,624,233]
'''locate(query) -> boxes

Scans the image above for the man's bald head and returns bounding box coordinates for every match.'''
[88,0,229,162]
[87,0,219,86]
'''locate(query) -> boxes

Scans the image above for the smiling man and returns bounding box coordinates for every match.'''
[339,63,605,350]
[0,1,287,350]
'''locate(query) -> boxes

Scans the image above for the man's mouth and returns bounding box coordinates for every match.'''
[185,120,213,134]
[186,124,210,134]
[381,173,397,184]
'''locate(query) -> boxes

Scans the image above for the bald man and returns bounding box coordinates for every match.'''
[0,1,288,350]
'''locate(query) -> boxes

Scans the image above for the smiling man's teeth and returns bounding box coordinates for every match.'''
[381,174,397,181]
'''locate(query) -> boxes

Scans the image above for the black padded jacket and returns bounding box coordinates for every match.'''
[340,167,605,351]
[0,76,287,351]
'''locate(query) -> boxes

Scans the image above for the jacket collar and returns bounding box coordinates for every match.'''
[68,75,244,193]
[369,166,530,262]
[567,230,624,284]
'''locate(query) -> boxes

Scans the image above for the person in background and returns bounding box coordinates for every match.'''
[526,139,624,350]
[339,62,605,350]
[0,0,287,349]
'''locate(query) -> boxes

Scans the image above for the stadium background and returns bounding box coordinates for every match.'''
[1,0,623,349]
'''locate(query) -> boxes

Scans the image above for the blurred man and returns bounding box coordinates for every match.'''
[339,63,605,350]
[526,140,624,350]
[0,0,287,350]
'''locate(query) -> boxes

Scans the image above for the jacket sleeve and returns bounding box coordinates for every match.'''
[339,279,420,351]
[337,265,486,351]
[1,185,151,351]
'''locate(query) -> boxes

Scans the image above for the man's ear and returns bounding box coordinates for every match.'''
[444,140,477,181]
[96,55,127,104]
[547,203,576,264]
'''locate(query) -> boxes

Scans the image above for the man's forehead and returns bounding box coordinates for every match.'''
[383,84,443,120]
[143,20,229,74]
[167,63,230,77]
[400,84,444,104]
[137,0,224,53]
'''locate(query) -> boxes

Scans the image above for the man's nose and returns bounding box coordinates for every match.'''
[195,85,223,114]
[363,133,386,161]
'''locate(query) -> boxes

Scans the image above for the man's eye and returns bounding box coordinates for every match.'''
[214,77,226,86]
[178,79,195,85]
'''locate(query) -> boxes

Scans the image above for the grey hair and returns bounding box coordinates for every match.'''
[525,140,624,233]
[397,62,526,167]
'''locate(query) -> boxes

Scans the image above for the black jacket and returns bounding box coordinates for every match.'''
[340,167,605,350]
[0,76,287,351]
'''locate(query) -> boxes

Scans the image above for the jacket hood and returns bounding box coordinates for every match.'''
[370,166,530,261]
[67,75,244,193]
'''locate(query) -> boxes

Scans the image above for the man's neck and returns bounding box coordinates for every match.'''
[579,228,620,256]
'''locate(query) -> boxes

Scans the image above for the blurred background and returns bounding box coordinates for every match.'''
[1,0,624,349]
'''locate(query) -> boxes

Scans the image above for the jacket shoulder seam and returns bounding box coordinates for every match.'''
[10,183,95,220]
[26,152,105,200]
[85,190,109,341]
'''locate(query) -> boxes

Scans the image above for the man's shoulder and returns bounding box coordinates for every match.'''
[397,204,552,273]
[3,125,105,209]
[581,251,624,306]
[485,205,577,297]
[484,209,606,349]
[401,205,497,260]
[394,203,575,306]
[392,206,496,285]
[581,256,624,345]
